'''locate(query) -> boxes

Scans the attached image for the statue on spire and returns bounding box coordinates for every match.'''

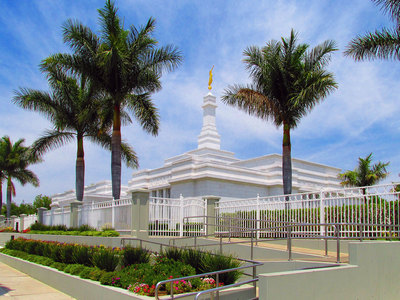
[208,66,214,90]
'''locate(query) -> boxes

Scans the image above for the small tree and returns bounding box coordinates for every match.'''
[339,153,389,188]
[33,194,52,210]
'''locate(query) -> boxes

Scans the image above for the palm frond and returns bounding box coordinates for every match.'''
[125,93,159,135]
[32,130,75,156]
[345,27,400,61]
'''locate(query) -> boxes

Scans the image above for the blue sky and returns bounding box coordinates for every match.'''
[1,0,399,204]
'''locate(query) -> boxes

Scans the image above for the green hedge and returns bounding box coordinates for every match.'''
[2,238,242,296]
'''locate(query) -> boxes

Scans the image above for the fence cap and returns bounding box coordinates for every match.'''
[130,188,150,194]
[19,214,27,217]
[202,195,221,201]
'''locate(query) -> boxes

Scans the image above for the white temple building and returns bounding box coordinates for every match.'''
[127,92,341,200]
[52,91,341,207]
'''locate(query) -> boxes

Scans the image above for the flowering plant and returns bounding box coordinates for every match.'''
[166,276,193,294]
[199,277,224,290]
[128,283,156,296]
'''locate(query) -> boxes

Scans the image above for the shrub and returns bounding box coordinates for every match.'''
[199,252,242,285]
[99,272,118,285]
[182,248,205,274]
[91,248,120,272]
[64,264,86,275]
[88,268,106,281]
[78,266,94,279]
[50,261,67,271]
[72,245,92,266]
[122,245,150,267]
[60,244,75,264]
[162,247,183,261]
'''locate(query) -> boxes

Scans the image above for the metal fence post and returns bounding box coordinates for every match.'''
[335,224,340,263]
[320,192,325,236]
[179,194,184,237]
[256,194,260,242]
[287,224,292,261]
[111,199,115,229]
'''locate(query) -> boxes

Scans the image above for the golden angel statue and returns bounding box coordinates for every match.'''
[208,66,214,90]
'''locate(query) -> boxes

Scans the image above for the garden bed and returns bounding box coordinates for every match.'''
[0,237,252,299]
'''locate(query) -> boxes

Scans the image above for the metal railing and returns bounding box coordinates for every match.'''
[170,215,400,263]
[120,236,262,300]
[155,261,262,300]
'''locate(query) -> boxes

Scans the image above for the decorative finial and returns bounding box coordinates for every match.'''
[208,65,214,90]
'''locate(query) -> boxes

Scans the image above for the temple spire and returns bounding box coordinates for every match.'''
[198,92,221,149]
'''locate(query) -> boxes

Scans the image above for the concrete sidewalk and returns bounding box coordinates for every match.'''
[0,261,75,299]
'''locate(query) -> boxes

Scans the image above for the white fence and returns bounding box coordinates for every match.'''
[215,183,400,238]
[149,195,207,236]
[0,214,37,231]
[42,198,132,232]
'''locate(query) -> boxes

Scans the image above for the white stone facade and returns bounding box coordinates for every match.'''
[127,92,341,199]
[51,180,128,208]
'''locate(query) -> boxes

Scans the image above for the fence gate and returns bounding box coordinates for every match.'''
[149,195,206,236]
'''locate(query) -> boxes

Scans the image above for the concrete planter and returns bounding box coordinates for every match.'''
[0,252,254,300]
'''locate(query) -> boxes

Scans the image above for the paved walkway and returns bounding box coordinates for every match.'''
[0,262,75,299]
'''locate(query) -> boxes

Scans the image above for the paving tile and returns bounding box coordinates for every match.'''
[0,262,74,299]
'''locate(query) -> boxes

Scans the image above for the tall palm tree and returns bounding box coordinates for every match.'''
[222,29,337,195]
[14,66,137,202]
[0,136,40,218]
[345,0,400,61]
[339,153,389,187]
[0,140,7,213]
[42,0,182,200]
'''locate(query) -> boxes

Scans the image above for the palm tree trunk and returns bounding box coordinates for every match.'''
[0,179,3,214]
[6,177,11,218]
[75,134,85,202]
[111,103,122,200]
[282,123,292,195]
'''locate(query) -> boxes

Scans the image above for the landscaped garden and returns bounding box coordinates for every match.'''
[22,223,120,237]
[0,237,242,297]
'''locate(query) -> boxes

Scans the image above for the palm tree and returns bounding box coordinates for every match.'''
[345,0,400,61]
[0,136,40,218]
[13,66,137,202]
[0,141,7,213]
[222,29,337,195]
[42,0,182,200]
[339,153,389,187]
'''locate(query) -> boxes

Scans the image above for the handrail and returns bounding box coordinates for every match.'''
[155,261,263,300]
[194,278,258,300]
[169,217,400,262]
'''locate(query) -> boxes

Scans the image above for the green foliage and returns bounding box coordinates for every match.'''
[0,136,40,218]
[91,247,120,272]
[182,248,206,274]
[64,264,86,275]
[199,253,242,285]
[88,268,107,281]
[50,261,67,271]
[99,272,117,285]
[339,153,389,187]
[59,244,75,264]
[122,245,150,267]
[78,266,94,279]
[1,202,35,217]
[72,244,92,266]
[33,194,52,210]
[27,222,119,237]
[161,247,184,261]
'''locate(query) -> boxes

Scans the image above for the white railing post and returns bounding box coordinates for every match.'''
[320,191,325,236]
[179,194,184,237]
[112,198,115,229]
[256,194,260,240]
